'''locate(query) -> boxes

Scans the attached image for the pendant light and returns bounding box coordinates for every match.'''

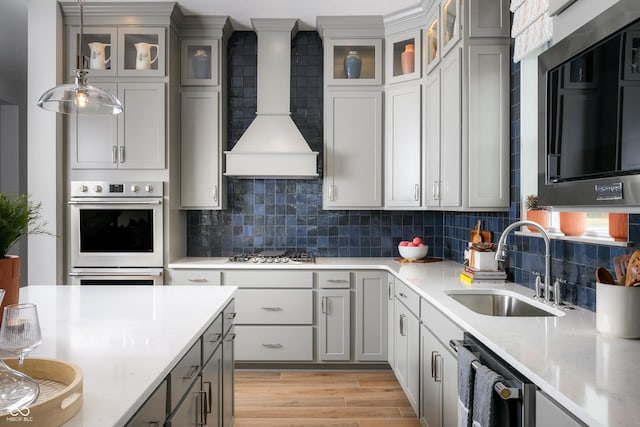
[37,0,123,115]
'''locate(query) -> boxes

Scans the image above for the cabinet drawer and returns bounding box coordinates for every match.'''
[235,289,313,324]
[317,271,351,288]
[395,280,420,316]
[169,339,201,412]
[202,314,223,364]
[235,326,313,361]
[167,269,221,285]
[420,298,464,346]
[224,270,313,288]
[126,379,167,427]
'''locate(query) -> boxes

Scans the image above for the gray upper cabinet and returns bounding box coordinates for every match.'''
[179,17,230,210]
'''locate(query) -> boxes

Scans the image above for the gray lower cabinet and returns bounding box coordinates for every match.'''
[124,379,167,427]
[536,390,587,427]
[318,288,351,361]
[420,298,464,427]
[393,295,420,415]
[355,271,388,361]
[130,299,234,427]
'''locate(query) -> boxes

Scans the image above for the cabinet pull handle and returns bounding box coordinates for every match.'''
[329,184,335,201]
[432,180,439,200]
[399,292,407,299]
[261,306,283,311]
[119,146,125,163]
[327,279,348,283]
[262,343,283,348]
[321,296,327,314]
[206,333,222,343]
[213,185,218,203]
[400,314,406,336]
[148,422,161,427]
[434,354,443,382]
[112,146,117,163]
[388,282,393,300]
[224,332,236,342]
[431,351,437,378]
[414,184,420,201]
[196,390,207,426]
[225,312,237,320]
[188,278,208,283]
[203,380,213,414]
[182,365,199,380]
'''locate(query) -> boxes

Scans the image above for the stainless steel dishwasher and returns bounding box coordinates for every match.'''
[450,333,536,427]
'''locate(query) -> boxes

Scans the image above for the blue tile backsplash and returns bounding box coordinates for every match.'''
[186,30,638,312]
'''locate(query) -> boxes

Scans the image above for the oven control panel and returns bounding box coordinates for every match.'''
[70,181,163,197]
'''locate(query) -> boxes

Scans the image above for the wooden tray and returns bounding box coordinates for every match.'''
[1,358,83,427]
[394,257,442,264]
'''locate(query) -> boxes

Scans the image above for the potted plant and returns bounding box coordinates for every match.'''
[0,192,48,315]
[525,194,551,232]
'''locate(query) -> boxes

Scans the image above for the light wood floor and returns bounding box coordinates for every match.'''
[233,370,422,427]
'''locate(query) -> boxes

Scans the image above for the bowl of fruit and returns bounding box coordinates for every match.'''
[398,237,428,260]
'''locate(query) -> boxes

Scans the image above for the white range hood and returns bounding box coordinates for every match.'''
[224,18,318,178]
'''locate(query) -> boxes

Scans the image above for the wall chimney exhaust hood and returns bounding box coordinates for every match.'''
[224,18,319,178]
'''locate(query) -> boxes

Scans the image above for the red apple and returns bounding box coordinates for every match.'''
[399,241,409,246]
[407,242,416,247]
[412,237,423,245]
[418,243,425,247]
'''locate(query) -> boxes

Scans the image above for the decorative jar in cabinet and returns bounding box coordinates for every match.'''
[182,39,219,86]
[386,29,421,84]
[325,39,382,85]
[66,26,117,77]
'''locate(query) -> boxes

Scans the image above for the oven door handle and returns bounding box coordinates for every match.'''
[69,271,163,277]
[68,200,162,205]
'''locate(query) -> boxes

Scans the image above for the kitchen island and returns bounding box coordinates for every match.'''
[169,257,640,427]
[15,285,236,427]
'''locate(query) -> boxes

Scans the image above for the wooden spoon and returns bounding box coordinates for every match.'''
[471,220,482,243]
[613,253,632,284]
[595,267,616,285]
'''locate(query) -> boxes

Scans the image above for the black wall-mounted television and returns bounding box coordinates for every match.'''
[538,0,640,207]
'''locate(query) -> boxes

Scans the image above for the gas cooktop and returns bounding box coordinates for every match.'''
[227,250,315,264]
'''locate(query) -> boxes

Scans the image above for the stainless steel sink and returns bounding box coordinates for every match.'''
[446,290,561,317]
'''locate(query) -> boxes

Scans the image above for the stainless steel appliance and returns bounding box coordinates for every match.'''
[227,250,315,264]
[538,0,640,207]
[68,181,164,285]
[450,333,536,427]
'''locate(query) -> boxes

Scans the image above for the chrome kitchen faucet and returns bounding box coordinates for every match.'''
[495,220,556,305]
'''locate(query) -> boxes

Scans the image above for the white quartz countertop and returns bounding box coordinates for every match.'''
[17,285,236,427]
[170,256,640,427]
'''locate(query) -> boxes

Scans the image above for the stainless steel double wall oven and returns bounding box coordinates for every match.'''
[68,181,164,285]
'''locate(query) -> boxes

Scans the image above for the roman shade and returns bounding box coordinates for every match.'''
[511,0,552,62]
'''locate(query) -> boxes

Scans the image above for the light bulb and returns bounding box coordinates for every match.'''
[76,90,88,109]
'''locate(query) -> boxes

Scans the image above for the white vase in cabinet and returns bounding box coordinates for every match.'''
[69,82,165,169]
[180,90,224,209]
[324,90,382,209]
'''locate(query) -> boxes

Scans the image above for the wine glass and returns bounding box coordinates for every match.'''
[0,304,42,366]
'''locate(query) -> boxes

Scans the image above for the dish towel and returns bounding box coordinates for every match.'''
[472,364,510,427]
[457,346,477,427]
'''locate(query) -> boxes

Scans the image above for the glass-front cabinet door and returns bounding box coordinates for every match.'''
[441,0,460,56]
[118,27,166,76]
[181,39,219,86]
[425,5,440,74]
[624,30,640,80]
[66,27,117,78]
[386,29,421,84]
[325,39,382,85]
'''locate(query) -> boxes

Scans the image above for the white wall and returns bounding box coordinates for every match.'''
[27,0,64,284]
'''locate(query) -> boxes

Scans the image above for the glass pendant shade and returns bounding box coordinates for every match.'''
[37,70,123,115]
